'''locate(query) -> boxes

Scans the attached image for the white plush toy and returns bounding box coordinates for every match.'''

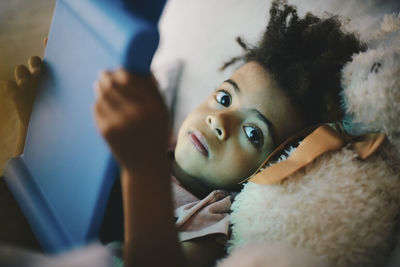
[218,14,400,267]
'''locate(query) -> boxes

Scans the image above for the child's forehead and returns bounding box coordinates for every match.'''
[229,62,277,92]
[226,62,282,103]
[230,62,269,81]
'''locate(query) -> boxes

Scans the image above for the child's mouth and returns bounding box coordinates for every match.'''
[188,131,209,157]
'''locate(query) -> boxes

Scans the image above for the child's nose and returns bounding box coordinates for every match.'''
[206,115,225,140]
[206,112,235,141]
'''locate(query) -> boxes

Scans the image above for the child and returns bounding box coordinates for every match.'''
[93,1,365,266]
[8,0,365,266]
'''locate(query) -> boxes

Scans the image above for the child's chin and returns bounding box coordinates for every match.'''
[175,150,200,172]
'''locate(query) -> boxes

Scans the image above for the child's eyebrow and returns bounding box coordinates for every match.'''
[249,108,273,131]
[224,79,240,92]
[224,79,273,131]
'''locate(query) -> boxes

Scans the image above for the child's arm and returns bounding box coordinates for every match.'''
[181,236,227,267]
[94,68,186,267]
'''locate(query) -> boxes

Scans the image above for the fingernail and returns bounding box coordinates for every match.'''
[31,67,41,76]
[17,79,24,88]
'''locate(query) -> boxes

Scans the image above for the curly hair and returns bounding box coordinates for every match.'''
[222,0,367,125]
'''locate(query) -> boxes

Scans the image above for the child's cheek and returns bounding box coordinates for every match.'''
[216,149,261,185]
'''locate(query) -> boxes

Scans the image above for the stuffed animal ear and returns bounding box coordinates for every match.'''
[381,12,400,34]
[368,12,400,46]
[340,33,400,143]
[340,14,400,170]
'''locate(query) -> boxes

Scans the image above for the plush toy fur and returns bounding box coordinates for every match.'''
[222,14,400,267]
[218,243,329,267]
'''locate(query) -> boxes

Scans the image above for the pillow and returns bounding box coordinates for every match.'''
[151,58,184,121]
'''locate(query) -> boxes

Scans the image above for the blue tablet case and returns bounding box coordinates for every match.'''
[4,0,166,253]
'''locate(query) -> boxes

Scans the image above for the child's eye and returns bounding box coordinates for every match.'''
[215,90,231,107]
[243,125,263,147]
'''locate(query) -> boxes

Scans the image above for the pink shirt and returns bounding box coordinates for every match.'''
[171,176,232,242]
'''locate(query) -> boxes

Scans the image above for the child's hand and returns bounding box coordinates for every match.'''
[2,56,42,155]
[94,68,170,172]
[8,56,42,126]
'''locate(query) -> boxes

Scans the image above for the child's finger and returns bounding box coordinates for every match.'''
[14,65,32,88]
[94,96,123,139]
[111,68,143,99]
[94,90,116,124]
[113,68,159,99]
[98,70,115,90]
[94,98,107,121]
[113,67,133,86]
[27,56,42,77]
[94,80,123,110]
[97,70,140,107]
[94,100,110,134]
[97,71,130,108]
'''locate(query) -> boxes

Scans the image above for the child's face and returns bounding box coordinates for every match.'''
[174,61,305,190]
